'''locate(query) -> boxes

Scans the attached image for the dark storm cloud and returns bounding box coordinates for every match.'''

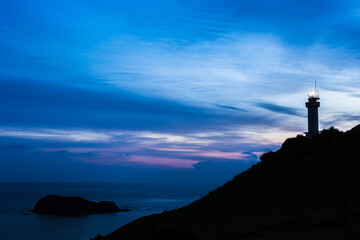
[256,102,304,117]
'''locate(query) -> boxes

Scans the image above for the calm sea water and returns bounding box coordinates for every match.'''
[0,182,214,240]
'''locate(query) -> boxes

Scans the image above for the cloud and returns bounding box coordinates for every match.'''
[256,102,305,117]
[136,132,215,145]
[1,0,360,183]
[216,104,248,112]
[0,128,113,142]
[125,155,198,168]
[181,150,246,160]
[321,114,360,130]
[91,32,360,128]
[0,138,257,184]
[0,78,276,133]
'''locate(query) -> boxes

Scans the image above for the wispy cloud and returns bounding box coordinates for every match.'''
[0,125,283,169]
[0,128,113,142]
[1,0,360,181]
[135,132,215,145]
[256,102,305,117]
[92,33,360,125]
[216,104,248,112]
[125,155,198,168]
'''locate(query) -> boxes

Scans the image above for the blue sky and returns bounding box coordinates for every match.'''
[1,0,359,183]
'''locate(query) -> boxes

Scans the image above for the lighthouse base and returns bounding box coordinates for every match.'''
[306,132,319,139]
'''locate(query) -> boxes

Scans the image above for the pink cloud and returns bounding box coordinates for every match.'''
[127,155,199,168]
[151,147,198,152]
[184,151,246,160]
[152,148,247,160]
[38,147,199,168]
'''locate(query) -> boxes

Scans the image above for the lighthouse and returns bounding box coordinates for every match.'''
[305,84,320,138]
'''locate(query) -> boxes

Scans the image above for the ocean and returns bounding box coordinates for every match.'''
[0,182,215,240]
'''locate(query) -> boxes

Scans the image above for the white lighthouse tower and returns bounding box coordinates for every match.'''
[305,81,320,138]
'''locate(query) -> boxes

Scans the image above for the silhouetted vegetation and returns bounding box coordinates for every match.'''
[95,125,360,239]
[91,233,103,240]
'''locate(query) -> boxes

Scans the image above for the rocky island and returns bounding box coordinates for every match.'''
[32,195,130,217]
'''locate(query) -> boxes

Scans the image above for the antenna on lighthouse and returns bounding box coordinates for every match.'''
[308,79,319,99]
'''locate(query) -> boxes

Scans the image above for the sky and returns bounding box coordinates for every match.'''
[0,0,359,184]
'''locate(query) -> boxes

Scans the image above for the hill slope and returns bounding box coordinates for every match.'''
[97,125,360,240]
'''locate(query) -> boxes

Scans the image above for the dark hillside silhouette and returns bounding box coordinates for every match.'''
[95,125,360,240]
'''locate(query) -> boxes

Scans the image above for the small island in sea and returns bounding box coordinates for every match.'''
[32,195,130,217]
